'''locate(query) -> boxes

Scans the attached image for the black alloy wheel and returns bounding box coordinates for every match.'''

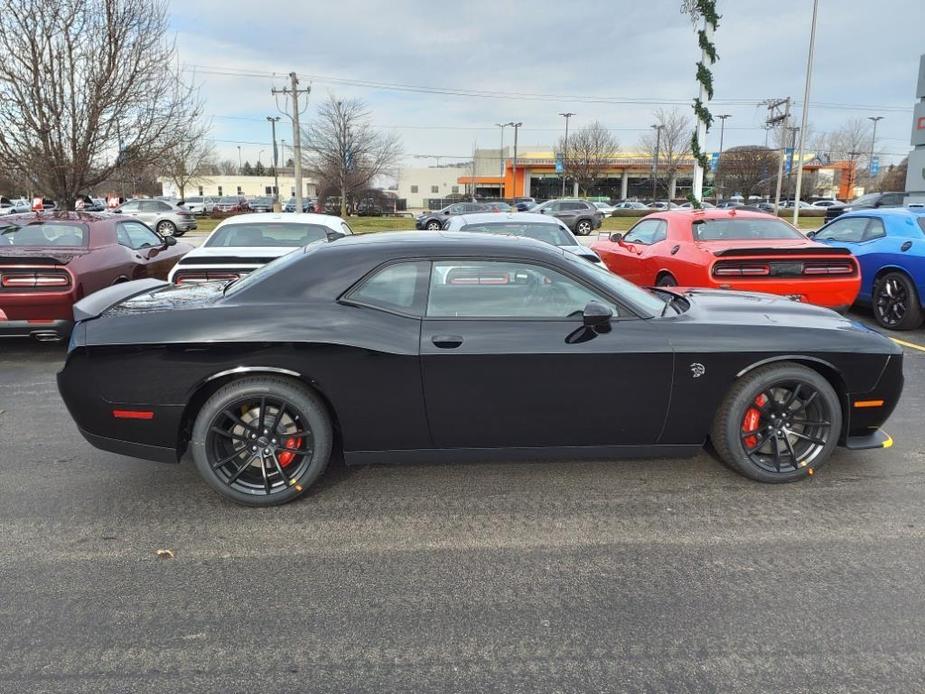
[873,272,923,331]
[190,377,332,506]
[712,363,841,483]
[575,219,593,236]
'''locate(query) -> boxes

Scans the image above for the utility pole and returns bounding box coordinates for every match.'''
[651,123,664,201]
[762,125,772,148]
[272,72,311,212]
[559,112,575,198]
[494,123,507,198]
[868,115,884,179]
[786,126,800,200]
[765,97,791,213]
[508,122,522,198]
[847,150,861,199]
[715,114,731,200]
[237,146,242,173]
[792,0,819,225]
[267,116,281,210]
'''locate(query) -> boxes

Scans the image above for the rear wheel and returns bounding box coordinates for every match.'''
[575,219,593,236]
[156,220,176,237]
[190,377,333,506]
[873,271,923,330]
[711,363,841,483]
[425,220,441,231]
[656,273,678,287]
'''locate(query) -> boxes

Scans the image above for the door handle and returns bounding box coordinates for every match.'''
[431,335,463,349]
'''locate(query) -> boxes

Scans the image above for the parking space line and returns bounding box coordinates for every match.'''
[891,337,925,353]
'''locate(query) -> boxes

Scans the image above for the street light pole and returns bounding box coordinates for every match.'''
[715,114,731,200]
[868,115,884,179]
[651,124,664,201]
[507,122,522,198]
[494,123,507,198]
[792,0,819,225]
[267,116,281,209]
[559,112,575,198]
[237,145,242,173]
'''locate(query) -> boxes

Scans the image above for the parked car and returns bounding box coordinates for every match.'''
[593,201,617,217]
[248,196,275,213]
[811,209,925,330]
[168,212,352,284]
[613,201,649,210]
[590,209,861,311]
[283,197,316,213]
[416,202,486,231]
[12,198,58,213]
[0,212,190,341]
[180,196,217,215]
[824,191,908,222]
[532,199,603,236]
[677,201,716,209]
[811,199,840,208]
[212,196,251,215]
[115,198,197,237]
[58,231,902,506]
[75,195,105,212]
[443,212,603,265]
[780,200,813,209]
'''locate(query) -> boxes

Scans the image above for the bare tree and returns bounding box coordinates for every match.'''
[715,146,778,199]
[557,122,619,196]
[0,0,204,208]
[161,126,214,201]
[304,96,401,217]
[638,108,693,198]
[217,160,239,176]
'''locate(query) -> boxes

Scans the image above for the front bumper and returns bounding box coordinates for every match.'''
[844,429,893,450]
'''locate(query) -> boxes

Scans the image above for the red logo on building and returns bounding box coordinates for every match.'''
[918,116,925,130]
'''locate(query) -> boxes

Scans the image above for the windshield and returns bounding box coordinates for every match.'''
[693,218,803,241]
[850,193,880,206]
[459,221,575,247]
[224,248,304,296]
[0,221,88,247]
[562,252,666,317]
[206,222,332,248]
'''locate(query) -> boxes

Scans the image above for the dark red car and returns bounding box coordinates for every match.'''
[0,212,191,341]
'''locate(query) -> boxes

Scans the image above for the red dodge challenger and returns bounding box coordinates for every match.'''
[0,212,191,341]
[591,209,861,311]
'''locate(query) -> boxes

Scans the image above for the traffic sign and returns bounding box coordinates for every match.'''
[784,148,794,175]
[870,156,880,176]
[709,152,720,172]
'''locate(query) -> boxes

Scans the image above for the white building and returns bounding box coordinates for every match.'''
[395,166,470,209]
[158,175,317,199]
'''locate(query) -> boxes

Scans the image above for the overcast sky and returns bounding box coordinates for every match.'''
[169,0,924,169]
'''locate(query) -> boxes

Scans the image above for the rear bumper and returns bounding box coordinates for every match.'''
[0,318,72,340]
[177,219,198,231]
[706,279,860,309]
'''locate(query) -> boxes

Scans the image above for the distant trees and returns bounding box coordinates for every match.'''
[253,161,266,176]
[638,108,694,198]
[0,0,204,207]
[304,96,401,217]
[715,146,778,199]
[240,161,254,176]
[557,122,619,195]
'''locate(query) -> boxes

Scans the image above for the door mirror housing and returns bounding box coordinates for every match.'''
[163,235,177,246]
[805,230,816,239]
[582,301,613,330]
[609,232,624,243]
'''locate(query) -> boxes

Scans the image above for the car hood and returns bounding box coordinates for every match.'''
[0,247,90,264]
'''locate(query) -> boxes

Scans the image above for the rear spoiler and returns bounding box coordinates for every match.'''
[712,247,852,257]
[73,278,168,321]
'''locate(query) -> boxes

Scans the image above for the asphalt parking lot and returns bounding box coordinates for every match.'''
[2,310,925,691]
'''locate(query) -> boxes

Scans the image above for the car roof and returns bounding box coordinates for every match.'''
[214,212,345,231]
[2,211,114,225]
[316,229,564,259]
[450,211,564,226]
[649,208,784,221]
[839,207,925,219]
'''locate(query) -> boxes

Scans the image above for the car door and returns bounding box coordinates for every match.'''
[117,221,176,279]
[596,219,667,285]
[420,258,673,449]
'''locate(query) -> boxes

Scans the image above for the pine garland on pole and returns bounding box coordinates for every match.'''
[682,0,720,207]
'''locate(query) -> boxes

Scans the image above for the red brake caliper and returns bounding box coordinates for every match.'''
[742,394,768,449]
[277,437,303,468]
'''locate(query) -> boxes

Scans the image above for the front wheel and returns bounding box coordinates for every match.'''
[425,220,442,231]
[575,219,593,236]
[156,220,176,237]
[190,377,333,506]
[873,271,923,330]
[711,363,841,483]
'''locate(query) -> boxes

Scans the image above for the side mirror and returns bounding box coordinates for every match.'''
[326,231,346,241]
[805,230,816,239]
[609,232,624,243]
[164,235,177,246]
[582,301,613,330]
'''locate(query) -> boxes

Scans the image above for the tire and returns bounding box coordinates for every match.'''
[873,271,923,331]
[156,220,176,237]
[711,363,841,483]
[425,220,442,231]
[190,376,333,506]
[575,219,593,236]
[656,273,678,287]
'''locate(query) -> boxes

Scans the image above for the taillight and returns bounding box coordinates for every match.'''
[802,262,855,275]
[713,264,771,277]
[1,271,71,288]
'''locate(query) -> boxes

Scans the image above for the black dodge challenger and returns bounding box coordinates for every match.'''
[58,231,903,506]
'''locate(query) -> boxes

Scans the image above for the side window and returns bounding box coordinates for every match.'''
[340,222,353,236]
[880,193,903,206]
[120,200,140,212]
[410,185,419,194]
[447,204,464,214]
[815,217,869,243]
[118,222,162,249]
[345,261,429,316]
[545,202,560,212]
[427,260,616,319]
[624,220,667,245]
[863,218,886,241]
